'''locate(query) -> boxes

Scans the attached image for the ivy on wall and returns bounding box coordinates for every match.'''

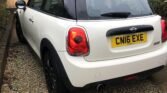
[0,2,8,30]
[149,0,167,17]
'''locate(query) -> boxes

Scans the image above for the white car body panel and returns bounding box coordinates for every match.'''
[17,7,167,88]
[77,16,162,61]
[18,7,77,57]
[58,42,167,87]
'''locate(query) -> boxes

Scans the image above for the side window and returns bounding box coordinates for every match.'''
[42,0,71,18]
[29,0,43,10]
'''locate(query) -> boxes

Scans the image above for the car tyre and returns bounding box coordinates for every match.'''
[42,49,69,93]
[16,18,27,43]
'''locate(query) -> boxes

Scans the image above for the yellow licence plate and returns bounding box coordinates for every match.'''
[111,32,147,48]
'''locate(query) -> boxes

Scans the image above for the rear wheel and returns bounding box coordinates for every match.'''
[42,49,69,93]
[16,18,27,43]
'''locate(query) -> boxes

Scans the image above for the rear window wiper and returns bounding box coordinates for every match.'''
[101,12,131,18]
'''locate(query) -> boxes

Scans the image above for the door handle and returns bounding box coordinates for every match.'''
[29,18,34,23]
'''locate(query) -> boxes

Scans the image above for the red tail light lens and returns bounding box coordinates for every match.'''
[161,19,167,42]
[67,27,89,56]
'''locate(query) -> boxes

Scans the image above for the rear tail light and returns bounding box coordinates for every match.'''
[67,27,89,56]
[161,19,167,42]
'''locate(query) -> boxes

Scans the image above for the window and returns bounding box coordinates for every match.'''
[76,0,153,20]
[29,0,44,10]
[42,0,71,18]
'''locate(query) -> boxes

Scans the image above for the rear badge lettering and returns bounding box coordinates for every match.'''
[154,41,160,46]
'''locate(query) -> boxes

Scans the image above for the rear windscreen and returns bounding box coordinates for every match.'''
[76,0,153,20]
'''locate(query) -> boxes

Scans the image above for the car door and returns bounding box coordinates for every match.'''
[22,0,44,54]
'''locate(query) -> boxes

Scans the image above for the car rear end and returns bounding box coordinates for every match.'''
[60,0,167,88]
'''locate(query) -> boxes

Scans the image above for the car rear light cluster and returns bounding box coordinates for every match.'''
[161,19,167,42]
[67,27,89,56]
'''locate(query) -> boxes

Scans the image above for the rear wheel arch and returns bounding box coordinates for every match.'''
[40,38,49,58]
[40,38,67,73]
[40,38,56,58]
[40,38,68,92]
[40,38,64,73]
[40,38,80,92]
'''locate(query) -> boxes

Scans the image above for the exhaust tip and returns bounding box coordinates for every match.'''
[96,84,105,93]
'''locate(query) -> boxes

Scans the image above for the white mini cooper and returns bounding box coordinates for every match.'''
[15,0,167,93]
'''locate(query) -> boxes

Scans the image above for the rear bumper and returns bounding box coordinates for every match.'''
[81,66,164,88]
[58,42,167,88]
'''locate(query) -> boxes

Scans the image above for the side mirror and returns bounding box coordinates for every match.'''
[15,0,26,10]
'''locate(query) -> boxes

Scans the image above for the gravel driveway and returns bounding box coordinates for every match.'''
[1,25,167,93]
[2,44,48,93]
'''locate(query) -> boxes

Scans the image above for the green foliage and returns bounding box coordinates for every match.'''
[0,4,7,16]
[0,3,8,29]
[149,0,167,17]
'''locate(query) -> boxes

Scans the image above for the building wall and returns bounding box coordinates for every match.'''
[6,0,28,8]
